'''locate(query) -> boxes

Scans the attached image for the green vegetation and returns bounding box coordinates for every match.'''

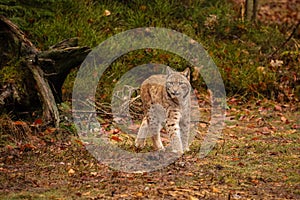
[1,0,299,101]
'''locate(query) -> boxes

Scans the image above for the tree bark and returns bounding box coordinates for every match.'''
[245,0,258,21]
[0,15,91,126]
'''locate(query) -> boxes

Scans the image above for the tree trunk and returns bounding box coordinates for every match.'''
[0,15,91,126]
[245,0,258,21]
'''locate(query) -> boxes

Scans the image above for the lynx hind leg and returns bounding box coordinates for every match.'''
[135,117,148,148]
[148,104,166,151]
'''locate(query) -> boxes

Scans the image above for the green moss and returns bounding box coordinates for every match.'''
[0,63,28,95]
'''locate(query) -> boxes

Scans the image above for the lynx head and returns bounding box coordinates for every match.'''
[166,67,191,100]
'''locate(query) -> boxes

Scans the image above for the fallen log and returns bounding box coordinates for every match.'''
[0,15,91,126]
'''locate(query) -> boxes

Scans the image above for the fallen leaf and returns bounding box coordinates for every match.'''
[274,105,282,111]
[111,135,122,142]
[103,9,111,16]
[74,139,85,146]
[227,125,237,129]
[292,124,300,129]
[211,186,221,193]
[189,195,199,200]
[45,127,57,134]
[280,116,287,123]
[34,118,43,125]
[90,172,97,176]
[68,168,75,175]
[82,191,91,196]
[20,143,36,151]
[200,123,208,128]
[257,66,265,74]
[270,59,283,68]
[6,145,14,150]
[168,190,183,196]
[261,126,272,134]
[239,115,246,121]
[14,121,27,125]
[251,179,259,185]
[135,192,143,197]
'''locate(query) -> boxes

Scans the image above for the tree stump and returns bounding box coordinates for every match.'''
[0,15,91,127]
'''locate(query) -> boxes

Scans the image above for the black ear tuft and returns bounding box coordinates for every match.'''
[181,68,190,81]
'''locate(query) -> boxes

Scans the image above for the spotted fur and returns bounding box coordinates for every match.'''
[135,67,191,153]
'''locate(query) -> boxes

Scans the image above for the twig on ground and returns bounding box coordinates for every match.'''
[269,21,300,58]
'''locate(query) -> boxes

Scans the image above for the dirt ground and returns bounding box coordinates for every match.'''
[0,98,299,199]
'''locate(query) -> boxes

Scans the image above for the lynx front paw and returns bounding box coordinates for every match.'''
[152,135,165,151]
[184,146,190,152]
[171,149,184,154]
[156,145,165,151]
[135,138,146,148]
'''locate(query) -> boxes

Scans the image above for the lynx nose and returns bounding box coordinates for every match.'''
[172,91,180,96]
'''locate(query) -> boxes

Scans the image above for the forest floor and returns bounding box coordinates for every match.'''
[0,98,299,200]
[0,0,299,199]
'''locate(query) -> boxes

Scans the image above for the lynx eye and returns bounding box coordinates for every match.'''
[166,82,173,86]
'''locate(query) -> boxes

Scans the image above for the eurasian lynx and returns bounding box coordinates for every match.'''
[135,67,191,153]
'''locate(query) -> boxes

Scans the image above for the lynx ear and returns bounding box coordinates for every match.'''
[166,66,175,75]
[182,68,190,81]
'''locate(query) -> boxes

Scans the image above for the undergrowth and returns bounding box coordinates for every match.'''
[0,114,30,147]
